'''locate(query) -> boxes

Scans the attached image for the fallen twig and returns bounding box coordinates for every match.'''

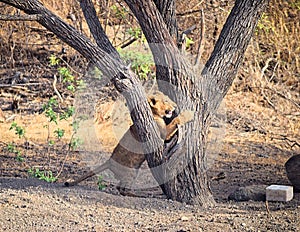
[266,86,300,110]
[265,201,271,217]
[272,135,300,149]
[52,75,64,102]
[195,9,205,66]
[0,14,40,21]
[0,83,41,87]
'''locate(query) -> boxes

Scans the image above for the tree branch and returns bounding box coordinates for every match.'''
[153,0,178,41]
[1,0,120,77]
[201,0,270,111]
[195,9,205,66]
[78,0,120,60]
[123,0,193,94]
[0,0,164,163]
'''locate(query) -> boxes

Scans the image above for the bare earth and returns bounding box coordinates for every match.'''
[0,177,299,232]
[0,94,299,232]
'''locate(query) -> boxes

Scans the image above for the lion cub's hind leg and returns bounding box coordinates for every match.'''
[116,168,139,197]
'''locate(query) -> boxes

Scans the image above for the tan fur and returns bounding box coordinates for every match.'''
[65,92,194,195]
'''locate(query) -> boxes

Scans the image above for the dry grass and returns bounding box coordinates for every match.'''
[0,0,299,156]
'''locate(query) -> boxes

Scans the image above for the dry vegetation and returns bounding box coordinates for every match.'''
[0,0,299,231]
[0,0,299,158]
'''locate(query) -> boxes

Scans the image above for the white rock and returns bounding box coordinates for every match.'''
[180,216,189,221]
[266,185,293,202]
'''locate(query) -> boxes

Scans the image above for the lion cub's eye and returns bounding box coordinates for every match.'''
[150,98,156,105]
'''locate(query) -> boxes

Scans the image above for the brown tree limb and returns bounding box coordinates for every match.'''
[1,0,120,77]
[78,0,120,60]
[177,9,202,16]
[195,9,205,66]
[0,0,164,173]
[153,0,178,41]
[201,0,270,113]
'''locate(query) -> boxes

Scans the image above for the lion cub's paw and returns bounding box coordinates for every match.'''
[179,110,195,124]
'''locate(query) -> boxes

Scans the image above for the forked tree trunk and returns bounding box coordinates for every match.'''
[125,0,269,205]
[1,0,269,206]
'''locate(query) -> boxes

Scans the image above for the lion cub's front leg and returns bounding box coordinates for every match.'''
[166,110,194,140]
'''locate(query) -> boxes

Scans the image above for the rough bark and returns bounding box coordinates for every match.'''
[153,0,178,41]
[125,0,269,206]
[79,0,120,60]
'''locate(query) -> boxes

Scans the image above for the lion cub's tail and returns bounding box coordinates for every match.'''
[64,161,110,187]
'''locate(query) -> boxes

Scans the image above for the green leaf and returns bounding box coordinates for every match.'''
[67,84,75,92]
[185,36,194,49]
[54,128,65,139]
[16,154,24,162]
[9,122,25,138]
[97,175,106,190]
[49,54,60,66]
[58,67,74,82]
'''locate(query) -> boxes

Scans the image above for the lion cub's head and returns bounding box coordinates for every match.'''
[147,92,177,120]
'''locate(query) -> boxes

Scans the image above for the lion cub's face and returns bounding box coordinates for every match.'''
[147,92,177,119]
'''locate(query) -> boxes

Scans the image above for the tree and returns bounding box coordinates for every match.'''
[0,0,269,206]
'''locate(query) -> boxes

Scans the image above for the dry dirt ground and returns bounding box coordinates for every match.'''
[0,93,299,232]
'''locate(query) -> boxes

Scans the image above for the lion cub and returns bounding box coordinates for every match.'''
[65,92,194,195]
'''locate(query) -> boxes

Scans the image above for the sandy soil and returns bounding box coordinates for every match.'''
[0,95,299,232]
[0,177,299,232]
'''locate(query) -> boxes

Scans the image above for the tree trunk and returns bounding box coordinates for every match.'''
[153,0,178,41]
[124,0,269,206]
[1,0,269,206]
